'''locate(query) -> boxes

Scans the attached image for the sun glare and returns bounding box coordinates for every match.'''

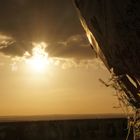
[26,42,49,72]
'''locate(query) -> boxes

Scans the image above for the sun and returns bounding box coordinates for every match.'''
[26,42,49,72]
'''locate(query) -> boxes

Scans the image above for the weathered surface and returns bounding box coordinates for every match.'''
[74,0,140,108]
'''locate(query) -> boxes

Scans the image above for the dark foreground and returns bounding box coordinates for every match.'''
[0,117,133,140]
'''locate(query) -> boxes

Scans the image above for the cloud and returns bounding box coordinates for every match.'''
[0,33,95,60]
[47,34,95,59]
[0,39,33,56]
[0,0,96,62]
[49,57,105,70]
[0,0,81,41]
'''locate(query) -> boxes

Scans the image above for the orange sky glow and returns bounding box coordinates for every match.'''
[0,0,123,116]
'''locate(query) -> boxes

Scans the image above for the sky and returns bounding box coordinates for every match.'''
[0,0,123,116]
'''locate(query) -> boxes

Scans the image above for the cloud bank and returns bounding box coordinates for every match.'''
[0,0,95,64]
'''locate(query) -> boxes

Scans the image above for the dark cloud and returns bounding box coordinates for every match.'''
[0,41,33,56]
[0,0,95,59]
[0,0,81,41]
[47,35,95,59]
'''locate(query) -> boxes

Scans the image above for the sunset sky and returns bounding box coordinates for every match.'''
[0,0,123,116]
